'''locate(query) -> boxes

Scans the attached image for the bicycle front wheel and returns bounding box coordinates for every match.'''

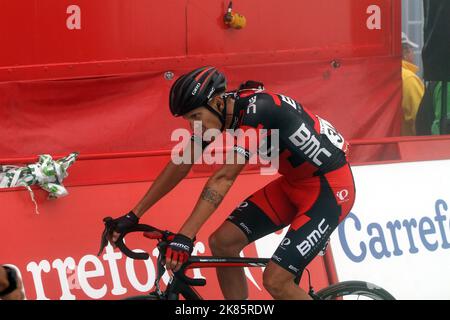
[316,281,396,300]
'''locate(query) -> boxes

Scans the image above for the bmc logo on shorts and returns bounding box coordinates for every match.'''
[288,265,300,273]
[296,219,330,257]
[239,222,252,235]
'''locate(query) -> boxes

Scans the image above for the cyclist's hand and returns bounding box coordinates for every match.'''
[165,234,194,272]
[106,211,139,248]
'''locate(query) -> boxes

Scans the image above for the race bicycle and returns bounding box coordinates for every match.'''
[98,217,395,300]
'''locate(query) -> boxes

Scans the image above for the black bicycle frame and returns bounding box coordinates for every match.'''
[98,220,309,300]
[163,256,270,300]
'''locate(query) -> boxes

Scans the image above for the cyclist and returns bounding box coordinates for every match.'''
[106,66,355,300]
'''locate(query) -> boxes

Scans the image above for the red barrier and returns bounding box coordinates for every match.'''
[0,58,402,160]
[0,155,331,300]
[2,135,450,299]
[349,135,450,165]
[1,0,400,81]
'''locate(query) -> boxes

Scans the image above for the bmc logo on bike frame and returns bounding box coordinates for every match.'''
[296,219,330,257]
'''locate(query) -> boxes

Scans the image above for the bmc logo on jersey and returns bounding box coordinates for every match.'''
[296,219,330,257]
[289,123,332,166]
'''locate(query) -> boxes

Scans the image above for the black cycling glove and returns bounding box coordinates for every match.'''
[113,211,140,233]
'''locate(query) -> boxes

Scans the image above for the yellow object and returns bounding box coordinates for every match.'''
[226,12,246,29]
[224,1,246,29]
[401,60,425,136]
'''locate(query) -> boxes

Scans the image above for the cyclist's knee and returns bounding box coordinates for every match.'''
[209,233,238,255]
[209,228,246,255]
[263,263,295,298]
[263,274,285,298]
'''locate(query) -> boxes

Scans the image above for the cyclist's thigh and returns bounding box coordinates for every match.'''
[226,176,297,244]
[271,170,355,276]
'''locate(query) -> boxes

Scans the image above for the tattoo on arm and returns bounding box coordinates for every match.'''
[200,187,224,208]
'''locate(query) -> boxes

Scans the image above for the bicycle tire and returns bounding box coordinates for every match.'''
[316,281,396,300]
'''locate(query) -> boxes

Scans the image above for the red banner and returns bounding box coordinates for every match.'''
[0,57,401,160]
[0,155,332,300]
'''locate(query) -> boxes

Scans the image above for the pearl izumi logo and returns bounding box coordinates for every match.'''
[336,189,349,202]
[296,218,330,257]
[236,202,249,211]
[280,238,291,250]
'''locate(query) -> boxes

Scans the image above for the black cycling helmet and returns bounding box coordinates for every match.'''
[169,66,227,120]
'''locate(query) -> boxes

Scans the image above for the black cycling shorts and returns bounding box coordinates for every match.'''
[226,164,355,277]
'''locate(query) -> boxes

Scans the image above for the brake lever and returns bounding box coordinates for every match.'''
[97,217,115,256]
[154,242,168,296]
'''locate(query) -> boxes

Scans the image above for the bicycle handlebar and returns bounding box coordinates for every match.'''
[98,216,163,260]
[98,218,206,287]
[114,224,161,260]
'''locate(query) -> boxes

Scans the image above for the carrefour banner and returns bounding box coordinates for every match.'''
[331,159,450,299]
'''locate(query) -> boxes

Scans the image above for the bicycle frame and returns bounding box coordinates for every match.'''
[98,220,317,300]
[162,256,270,300]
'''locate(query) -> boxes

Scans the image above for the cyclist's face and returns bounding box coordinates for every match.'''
[183,98,223,133]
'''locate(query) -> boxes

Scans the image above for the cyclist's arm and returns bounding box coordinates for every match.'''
[132,140,201,217]
[178,152,246,238]
[177,98,273,238]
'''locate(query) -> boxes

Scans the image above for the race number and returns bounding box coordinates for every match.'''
[317,116,348,152]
